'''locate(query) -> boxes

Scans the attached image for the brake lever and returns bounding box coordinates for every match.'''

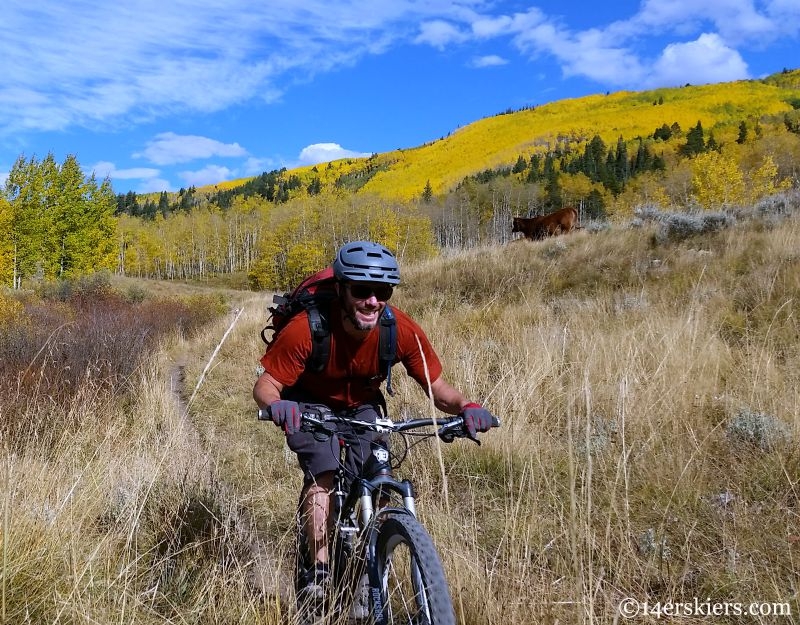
[465,415,501,445]
[438,419,463,444]
[300,414,337,441]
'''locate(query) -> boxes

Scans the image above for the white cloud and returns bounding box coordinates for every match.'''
[471,55,508,68]
[562,31,645,85]
[1,0,797,180]
[178,165,235,188]
[768,0,800,16]
[415,20,468,49]
[634,0,782,43]
[136,132,248,166]
[243,156,278,176]
[649,33,749,87]
[89,161,160,180]
[0,1,488,136]
[472,8,546,39]
[470,15,514,38]
[137,178,173,194]
[86,160,172,194]
[297,143,371,166]
[0,1,794,139]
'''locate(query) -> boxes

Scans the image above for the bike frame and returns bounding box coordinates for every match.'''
[303,414,462,625]
[329,428,421,624]
[285,410,498,624]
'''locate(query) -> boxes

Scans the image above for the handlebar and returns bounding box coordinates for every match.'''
[257,405,500,443]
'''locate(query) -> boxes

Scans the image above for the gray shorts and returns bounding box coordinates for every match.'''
[285,403,383,486]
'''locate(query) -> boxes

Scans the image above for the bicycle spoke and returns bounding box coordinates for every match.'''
[383,545,433,624]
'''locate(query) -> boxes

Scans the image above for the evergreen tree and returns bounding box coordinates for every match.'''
[307,177,322,195]
[527,154,542,182]
[653,123,672,141]
[157,191,170,216]
[736,121,748,144]
[584,135,607,182]
[512,155,527,174]
[603,148,620,194]
[705,131,720,152]
[422,180,433,203]
[542,155,562,209]
[681,121,705,156]
[141,199,158,220]
[631,139,652,174]
[613,136,629,187]
[116,190,140,216]
[178,186,196,212]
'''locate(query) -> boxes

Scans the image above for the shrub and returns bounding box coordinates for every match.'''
[0,289,25,328]
[653,211,735,243]
[0,287,228,446]
[726,408,793,451]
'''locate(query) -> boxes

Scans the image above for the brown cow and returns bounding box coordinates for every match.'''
[512,207,579,241]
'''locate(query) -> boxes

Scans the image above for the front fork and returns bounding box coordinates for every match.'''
[358,477,418,625]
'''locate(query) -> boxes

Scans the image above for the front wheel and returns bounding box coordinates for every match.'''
[373,513,455,625]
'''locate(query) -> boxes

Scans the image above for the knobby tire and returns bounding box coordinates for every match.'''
[374,513,456,625]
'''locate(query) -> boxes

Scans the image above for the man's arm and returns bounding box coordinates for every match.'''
[253,371,285,408]
[429,376,496,438]
[429,376,473,415]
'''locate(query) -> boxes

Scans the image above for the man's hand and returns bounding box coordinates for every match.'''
[269,400,302,435]
[461,403,495,440]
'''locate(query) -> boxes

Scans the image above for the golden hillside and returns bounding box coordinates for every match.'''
[211,70,800,201]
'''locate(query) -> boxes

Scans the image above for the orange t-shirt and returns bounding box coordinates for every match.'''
[260,301,443,410]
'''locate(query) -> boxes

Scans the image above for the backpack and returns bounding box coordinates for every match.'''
[261,266,398,395]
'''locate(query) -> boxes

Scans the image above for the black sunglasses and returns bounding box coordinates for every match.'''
[347,283,394,301]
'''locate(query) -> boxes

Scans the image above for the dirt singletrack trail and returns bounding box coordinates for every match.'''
[166,292,296,604]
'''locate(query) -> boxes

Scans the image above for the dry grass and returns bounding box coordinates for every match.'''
[3,202,800,623]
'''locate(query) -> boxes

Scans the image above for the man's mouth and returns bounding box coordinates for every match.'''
[356,308,379,323]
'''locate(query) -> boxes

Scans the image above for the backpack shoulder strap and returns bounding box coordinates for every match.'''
[305,303,331,373]
[303,302,396,388]
[378,305,397,396]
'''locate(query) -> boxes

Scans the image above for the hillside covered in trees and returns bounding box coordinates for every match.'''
[2,69,799,290]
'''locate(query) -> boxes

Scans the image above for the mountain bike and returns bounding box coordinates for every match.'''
[259,404,500,625]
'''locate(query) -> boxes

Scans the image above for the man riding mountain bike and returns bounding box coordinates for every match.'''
[253,240,497,603]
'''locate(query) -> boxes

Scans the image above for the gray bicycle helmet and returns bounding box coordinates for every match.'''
[333,241,400,285]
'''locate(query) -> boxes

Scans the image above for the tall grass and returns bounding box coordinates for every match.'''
[3,197,800,623]
[0,280,268,624]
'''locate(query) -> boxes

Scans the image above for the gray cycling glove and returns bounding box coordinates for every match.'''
[270,400,302,435]
[461,403,494,440]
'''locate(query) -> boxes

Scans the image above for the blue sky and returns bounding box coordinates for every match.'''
[1,0,798,195]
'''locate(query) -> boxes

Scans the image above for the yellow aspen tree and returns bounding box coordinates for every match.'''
[691,151,745,209]
[0,196,13,285]
[747,154,792,203]
[560,172,594,207]
[611,171,671,216]
[285,240,328,285]
[368,206,403,252]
